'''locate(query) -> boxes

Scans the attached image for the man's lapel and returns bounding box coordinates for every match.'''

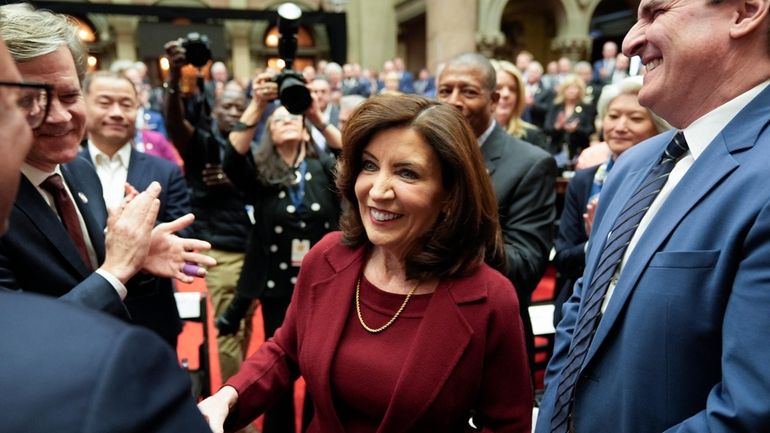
[61,161,107,263]
[14,175,92,276]
[583,85,770,365]
[481,125,505,177]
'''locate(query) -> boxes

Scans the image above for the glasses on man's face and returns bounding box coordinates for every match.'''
[0,81,53,129]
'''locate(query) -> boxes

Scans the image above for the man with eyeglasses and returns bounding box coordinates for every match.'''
[0,5,215,330]
[0,33,212,433]
[0,81,50,129]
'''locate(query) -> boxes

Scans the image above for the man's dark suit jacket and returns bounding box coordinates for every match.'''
[524,84,555,129]
[0,154,182,345]
[483,124,557,364]
[0,290,210,433]
[82,146,191,345]
[553,165,598,325]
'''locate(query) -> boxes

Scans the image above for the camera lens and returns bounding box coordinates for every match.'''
[182,33,212,68]
[279,75,312,114]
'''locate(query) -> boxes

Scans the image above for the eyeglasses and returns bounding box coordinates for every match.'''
[271,113,303,124]
[0,81,53,129]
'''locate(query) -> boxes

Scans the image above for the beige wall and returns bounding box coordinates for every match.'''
[86,0,630,78]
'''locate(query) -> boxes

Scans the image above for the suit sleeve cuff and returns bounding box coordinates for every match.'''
[95,269,128,300]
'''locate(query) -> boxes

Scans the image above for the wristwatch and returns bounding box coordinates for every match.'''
[232,121,259,131]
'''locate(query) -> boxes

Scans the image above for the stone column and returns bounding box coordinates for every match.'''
[347,0,397,70]
[551,35,591,61]
[107,15,139,61]
[225,20,253,82]
[425,0,477,71]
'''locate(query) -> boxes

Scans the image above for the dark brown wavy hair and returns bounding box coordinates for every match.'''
[336,94,505,280]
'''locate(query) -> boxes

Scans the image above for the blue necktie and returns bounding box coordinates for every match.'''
[549,132,689,433]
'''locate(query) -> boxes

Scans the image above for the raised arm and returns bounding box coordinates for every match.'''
[163,40,195,154]
[229,73,274,155]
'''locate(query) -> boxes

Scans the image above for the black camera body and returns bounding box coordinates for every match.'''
[182,32,212,68]
[273,3,311,114]
[272,70,312,115]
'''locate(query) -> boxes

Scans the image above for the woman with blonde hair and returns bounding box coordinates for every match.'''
[544,74,595,163]
[491,59,548,150]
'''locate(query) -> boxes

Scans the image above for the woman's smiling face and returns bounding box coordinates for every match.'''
[354,126,446,257]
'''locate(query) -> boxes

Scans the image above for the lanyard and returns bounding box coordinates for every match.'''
[590,157,614,199]
[287,159,307,213]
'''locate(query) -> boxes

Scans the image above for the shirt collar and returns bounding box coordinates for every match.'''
[21,162,62,187]
[682,80,770,160]
[478,119,497,147]
[88,140,132,167]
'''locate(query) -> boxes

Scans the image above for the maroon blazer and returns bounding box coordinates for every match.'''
[226,232,532,433]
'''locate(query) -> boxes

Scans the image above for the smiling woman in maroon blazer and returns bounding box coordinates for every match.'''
[199,95,533,433]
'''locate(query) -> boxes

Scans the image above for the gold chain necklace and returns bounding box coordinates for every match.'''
[355,276,419,333]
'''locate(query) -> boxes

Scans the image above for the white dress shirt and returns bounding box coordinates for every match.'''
[602,80,770,311]
[478,120,497,147]
[88,140,132,211]
[311,104,333,152]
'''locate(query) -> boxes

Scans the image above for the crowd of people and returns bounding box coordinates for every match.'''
[2,0,770,432]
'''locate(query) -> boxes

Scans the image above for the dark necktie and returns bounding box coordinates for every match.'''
[40,174,92,270]
[549,132,689,433]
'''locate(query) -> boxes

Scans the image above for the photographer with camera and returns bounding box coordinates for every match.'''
[163,38,257,393]
[212,68,342,433]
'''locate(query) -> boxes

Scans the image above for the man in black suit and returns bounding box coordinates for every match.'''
[308,77,340,154]
[437,52,557,373]
[0,27,210,433]
[80,70,193,347]
[523,61,555,129]
[0,4,214,325]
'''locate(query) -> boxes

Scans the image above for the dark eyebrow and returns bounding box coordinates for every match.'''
[361,150,378,161]
[639,0,665,18]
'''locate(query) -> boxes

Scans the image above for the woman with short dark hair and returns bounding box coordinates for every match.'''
[199,94,533,433]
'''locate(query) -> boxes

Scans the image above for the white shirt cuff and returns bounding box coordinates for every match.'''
[95,269,128,300]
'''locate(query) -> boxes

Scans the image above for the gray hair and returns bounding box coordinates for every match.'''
[339,94,366,112]
[109,59,136,74]
[597,76,671,134]
[0,3,88,83]
[324,62,343,76]
[442,53,497,93]
[573,61,592,74]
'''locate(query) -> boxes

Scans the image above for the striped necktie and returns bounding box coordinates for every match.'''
[549,132,689,433]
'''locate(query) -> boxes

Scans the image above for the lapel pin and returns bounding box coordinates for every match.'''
[78,192,88,204]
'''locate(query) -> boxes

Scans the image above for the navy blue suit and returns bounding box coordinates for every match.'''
[0,154,182,345]
[0,157,125,316]
[537,85,770,432]
[553,165,598,325]
[82,147,191,345]
[0,290,210,433]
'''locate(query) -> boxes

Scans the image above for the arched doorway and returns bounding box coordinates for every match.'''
[498,0,561,63]
[262,24,316,72]
[589,0,639,62]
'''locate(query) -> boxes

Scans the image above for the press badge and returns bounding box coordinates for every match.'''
[291,239,311,266]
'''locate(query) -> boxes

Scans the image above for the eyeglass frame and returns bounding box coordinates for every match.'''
[0,81,53,129]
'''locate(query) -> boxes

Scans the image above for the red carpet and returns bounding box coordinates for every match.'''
[176,277,305,432]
